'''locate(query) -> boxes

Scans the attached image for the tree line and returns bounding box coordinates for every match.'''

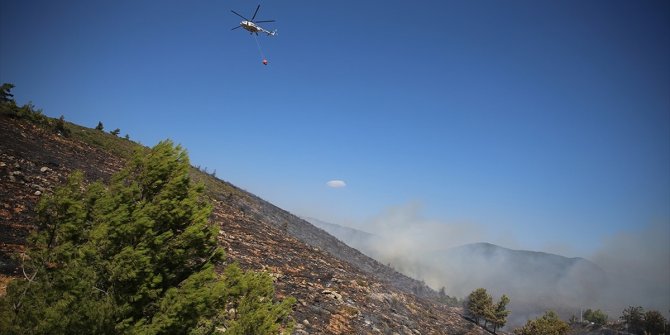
[1,83,70,137]
[465,286,669,335]
[619,306,668,335]
[2,83,130,140]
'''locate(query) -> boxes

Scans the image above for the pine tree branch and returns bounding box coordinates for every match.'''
[92,285,110,296]
[14,253,38,311]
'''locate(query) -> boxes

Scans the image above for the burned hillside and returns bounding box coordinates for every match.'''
[0,113,487,334]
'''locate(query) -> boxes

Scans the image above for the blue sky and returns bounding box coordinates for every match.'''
[2,0,669,257]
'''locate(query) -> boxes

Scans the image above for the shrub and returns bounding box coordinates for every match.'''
[53,115,71,137]
[583,308,607,326]
[514,311,570,335]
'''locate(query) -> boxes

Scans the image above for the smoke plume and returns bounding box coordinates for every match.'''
[313,202,670,325]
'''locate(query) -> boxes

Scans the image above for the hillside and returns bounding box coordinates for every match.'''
[0,113,489,334]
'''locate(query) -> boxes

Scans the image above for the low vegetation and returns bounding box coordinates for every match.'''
[0,138,295,334]
[1,83,59,133]
[514,310,570,335]
[582,308,608,326]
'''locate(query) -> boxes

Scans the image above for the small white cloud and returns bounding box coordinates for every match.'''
[326,180,347,188]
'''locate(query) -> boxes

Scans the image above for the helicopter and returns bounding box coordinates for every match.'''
[231,5,277,36]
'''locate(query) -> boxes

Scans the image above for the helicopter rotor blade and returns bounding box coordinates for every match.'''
[231,26,241,30]
[231,10,249,21]
[254,20,275,23]
[251,5,260,21]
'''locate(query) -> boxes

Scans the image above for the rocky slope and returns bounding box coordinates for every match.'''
[0,114,488,335]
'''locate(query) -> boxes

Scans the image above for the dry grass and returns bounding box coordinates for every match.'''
[0,275,12,297]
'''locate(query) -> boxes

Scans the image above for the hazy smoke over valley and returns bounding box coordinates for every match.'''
[590,222,670,315]
[309,203,670,324]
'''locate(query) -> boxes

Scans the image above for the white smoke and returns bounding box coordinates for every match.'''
[319,202,670,324]
[590,221,670,315]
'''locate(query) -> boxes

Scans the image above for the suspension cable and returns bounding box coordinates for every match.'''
[253,34,265,61]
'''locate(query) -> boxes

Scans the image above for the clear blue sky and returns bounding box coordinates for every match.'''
[2,0,669,256]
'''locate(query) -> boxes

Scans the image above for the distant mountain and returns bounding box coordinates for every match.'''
[306,218,608,326]
[436,243,607,322]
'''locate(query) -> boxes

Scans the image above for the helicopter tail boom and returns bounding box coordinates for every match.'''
[257,27,276,36]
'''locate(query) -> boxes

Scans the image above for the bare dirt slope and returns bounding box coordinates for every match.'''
[0,115,487,334]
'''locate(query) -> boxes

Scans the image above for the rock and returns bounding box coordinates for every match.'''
[11,170,26,182]
[302,319,310,326]
[40,167,49,173]
[269,272,283,281]
[34,190,41,196]
[322,289,343,302]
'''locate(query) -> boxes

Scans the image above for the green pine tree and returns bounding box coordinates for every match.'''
[490,294,510,333]
[0,140,294,334]
[467,288,493,326]
[1,83,15,104]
